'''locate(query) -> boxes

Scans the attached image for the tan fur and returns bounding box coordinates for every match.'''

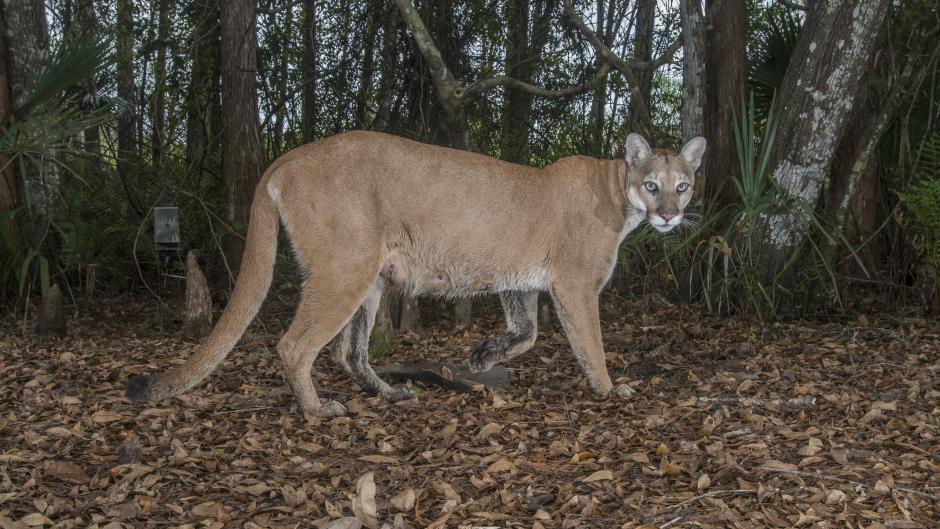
[126,131,705,415]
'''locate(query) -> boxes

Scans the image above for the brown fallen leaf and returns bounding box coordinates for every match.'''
[476,422,502,440]
[351,472,378,529]
[390,488,415,512]
[90,410,123,423]
[485,457,516,474]
[19,514,50,527]
[117,434,141,464]
[44,461,90,484]
[358,454,399,464]
[281,483,307,507]
[582,470,613,482]
[325,518,362,529]
[659,458,684,475]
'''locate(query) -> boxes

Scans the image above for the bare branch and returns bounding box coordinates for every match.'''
[562,0,682,73]
[392,0,462,109]
[461,63,613,100]
[561,0,682,134]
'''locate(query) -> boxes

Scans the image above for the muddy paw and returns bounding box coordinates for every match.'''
[468,339,500,373]
[383,384,417,403]
[315,400,348,418]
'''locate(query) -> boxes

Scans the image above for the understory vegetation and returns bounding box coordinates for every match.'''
[1,0,939,326]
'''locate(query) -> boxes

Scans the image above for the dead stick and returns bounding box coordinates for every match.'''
[759,466,940,502]
[698,396,816,409]
[668,489,761,509]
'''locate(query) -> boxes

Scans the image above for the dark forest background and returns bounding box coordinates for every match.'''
[1,0,939,334]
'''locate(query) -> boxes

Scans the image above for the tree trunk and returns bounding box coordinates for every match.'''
[680,0,705,144]
[355,8,379,128]
[183,251,213,339]
[151,0,171,167]
[630,0,655,132]
[77,0,101,156]
[373,4,399,132]
[1,0,60,248]
[221,0,266,269]
[759,0,890,279]
[501,0,531,162]
[185,0,221,179]
[701,0,746,205]
[34,283,66,337]
[302,0,318,142]
[116,0,137,192]
[0,19,16,214]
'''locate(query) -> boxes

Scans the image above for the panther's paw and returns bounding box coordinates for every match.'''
[314,400,348,418]
[468,339,500,373]
[383,384,417,403]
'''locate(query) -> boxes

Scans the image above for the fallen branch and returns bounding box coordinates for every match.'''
[759,466,940,502]
[374,362,511,392]
[697,396,816,409]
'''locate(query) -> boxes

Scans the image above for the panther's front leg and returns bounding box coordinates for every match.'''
[468,290,539,373]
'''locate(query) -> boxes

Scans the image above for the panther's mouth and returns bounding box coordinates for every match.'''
[649,213,683,233]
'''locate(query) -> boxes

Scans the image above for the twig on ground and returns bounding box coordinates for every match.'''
[668,489,761,509]
[759,466,940,502]
[216,406,285,415]
[660,515,683,528]
[698,396,816,409]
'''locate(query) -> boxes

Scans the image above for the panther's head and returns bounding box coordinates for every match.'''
[624,133,706,233]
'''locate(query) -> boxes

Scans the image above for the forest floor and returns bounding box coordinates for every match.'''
[1,293,939,529]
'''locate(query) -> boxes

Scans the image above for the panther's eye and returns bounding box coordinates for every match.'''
[644,181,658,193]
[677,182,690,193]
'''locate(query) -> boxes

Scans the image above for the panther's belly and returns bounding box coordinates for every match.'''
[381,248,548,297]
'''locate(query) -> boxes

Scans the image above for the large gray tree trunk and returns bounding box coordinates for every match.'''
[221,0,266,270]
[1,0,59,247]
[760,0,891,278]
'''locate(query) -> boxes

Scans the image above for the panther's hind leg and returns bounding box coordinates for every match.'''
[468,290,538,373]
[333,277,415,402]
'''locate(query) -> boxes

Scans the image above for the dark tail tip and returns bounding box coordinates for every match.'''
[125,374,152,403]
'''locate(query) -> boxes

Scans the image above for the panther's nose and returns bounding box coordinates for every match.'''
[660,212,676,222]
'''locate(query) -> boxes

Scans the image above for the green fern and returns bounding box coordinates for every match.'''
[898,132,940,280]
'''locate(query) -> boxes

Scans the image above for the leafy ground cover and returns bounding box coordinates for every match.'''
[1,295,938,528]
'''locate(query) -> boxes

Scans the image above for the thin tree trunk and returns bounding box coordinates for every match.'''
[77,0,101,156]
[152,0,171,167]
[630,0,655,132]
[221,0,266,269]
[116,0,137,192]
[680,0,705,144]
[186,0,220,178]
[0,19,16,214]
[701,0,746,206]
[355,8,379,127]
[502,0,531,162]
[302,0,317,141]
[373,3,399,132]
[760,0,890,279]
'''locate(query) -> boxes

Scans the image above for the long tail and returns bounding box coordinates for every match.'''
[126,183,279,403]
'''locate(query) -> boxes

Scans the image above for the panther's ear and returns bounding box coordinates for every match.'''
[680,137,707,171]
[625,133,652,168]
